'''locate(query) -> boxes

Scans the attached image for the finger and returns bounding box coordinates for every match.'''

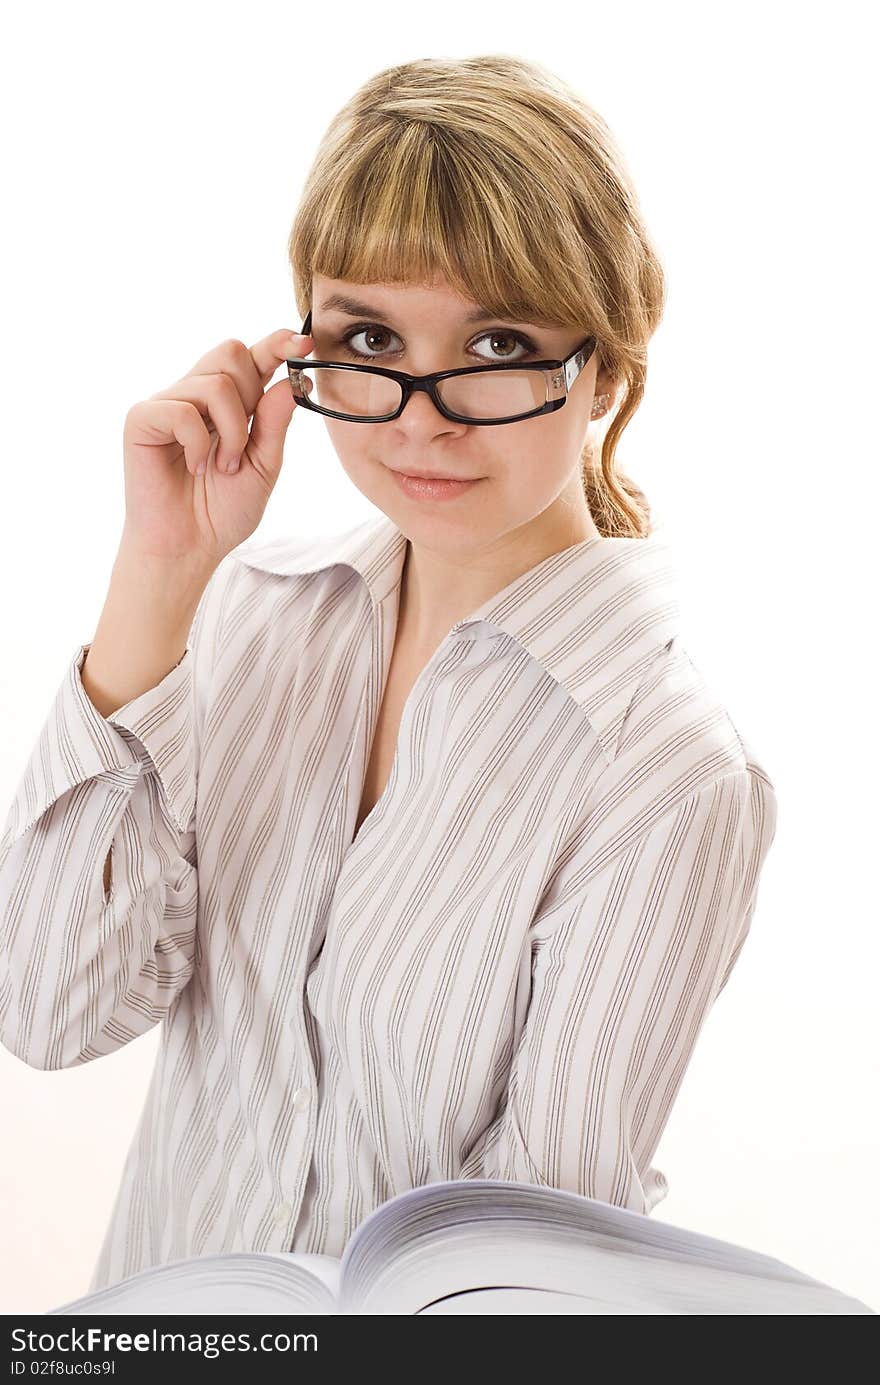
[126,398,212,476]
[248,328,313,385]
[148,373,251,473]
[183,330,313,419]
[244,375,299,483]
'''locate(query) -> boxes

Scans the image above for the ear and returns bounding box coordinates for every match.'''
[591,362,620,417]
[599,362,618,387]
[594,349,620,395]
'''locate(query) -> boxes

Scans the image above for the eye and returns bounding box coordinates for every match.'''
[341,324,401,359]
[470,330,538,363]
[338,323,539,363]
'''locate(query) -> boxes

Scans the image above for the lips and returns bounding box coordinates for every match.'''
[390,468,479,481]
[389,469,481,502]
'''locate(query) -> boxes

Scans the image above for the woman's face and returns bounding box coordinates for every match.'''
[307,272,613,552]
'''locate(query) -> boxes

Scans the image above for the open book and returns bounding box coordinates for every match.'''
[48,1179,874,1316]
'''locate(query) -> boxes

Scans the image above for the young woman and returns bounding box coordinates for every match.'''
[0,55,777,1294]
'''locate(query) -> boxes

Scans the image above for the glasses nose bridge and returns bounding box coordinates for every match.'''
[399,371,451,419]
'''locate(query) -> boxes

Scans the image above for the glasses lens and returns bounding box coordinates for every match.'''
[290,364,550,422]
[291,366,403,420]
[437,369,548,421]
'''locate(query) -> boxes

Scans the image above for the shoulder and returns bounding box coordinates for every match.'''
[186,539,323,656]
[541,640,778,907]
[188,529,376,674]
[598,634,776,847]
[611,631,775,797]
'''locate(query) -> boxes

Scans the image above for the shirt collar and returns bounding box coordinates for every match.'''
[236,513,681,765]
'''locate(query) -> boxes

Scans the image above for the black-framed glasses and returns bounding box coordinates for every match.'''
[285,308,598,426]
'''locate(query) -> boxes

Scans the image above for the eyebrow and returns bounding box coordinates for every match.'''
[318,293,517,325]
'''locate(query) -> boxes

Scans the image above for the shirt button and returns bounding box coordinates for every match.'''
[274,1201,292,1225]
[292,1086,309,1112]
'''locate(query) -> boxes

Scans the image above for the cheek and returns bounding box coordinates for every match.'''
[321,422,379,486]
[510,414,584,488]
[323,419,363,457]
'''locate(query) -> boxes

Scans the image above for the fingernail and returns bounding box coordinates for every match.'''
[227,455,240,473]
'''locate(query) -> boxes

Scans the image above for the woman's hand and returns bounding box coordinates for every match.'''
[120,328,312,566]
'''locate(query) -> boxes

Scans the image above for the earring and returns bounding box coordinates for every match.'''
[591,393,610,418]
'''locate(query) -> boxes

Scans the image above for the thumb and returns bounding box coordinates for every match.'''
[246,375,298,480]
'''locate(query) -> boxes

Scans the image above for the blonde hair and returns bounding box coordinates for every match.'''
[288,55,667,537]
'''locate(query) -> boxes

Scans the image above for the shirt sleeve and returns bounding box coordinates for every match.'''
[457,766,778,1214]
[0,554,238,1071]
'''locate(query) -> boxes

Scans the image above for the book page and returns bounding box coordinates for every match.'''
[419,1287,675,1314]
[48,1252,339,1316]
[264,1252,342,1299]
[337,1180,874,1315]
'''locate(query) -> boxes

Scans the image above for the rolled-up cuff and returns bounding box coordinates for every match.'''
[0,642,196,852]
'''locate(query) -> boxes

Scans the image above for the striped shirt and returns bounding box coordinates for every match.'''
[0,512,778,1293]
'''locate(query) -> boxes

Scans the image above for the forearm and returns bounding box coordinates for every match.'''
[81,538,215,720]
[79,538,215,898]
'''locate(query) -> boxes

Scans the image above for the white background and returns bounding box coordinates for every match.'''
[1,0,877,1315]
